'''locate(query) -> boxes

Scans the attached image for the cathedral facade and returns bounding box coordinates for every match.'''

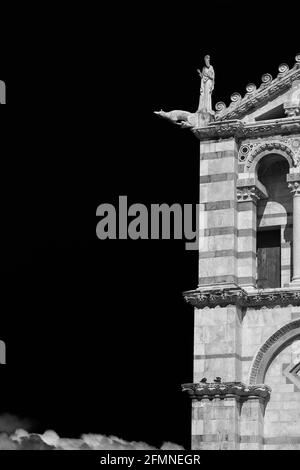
[157,54,300,450]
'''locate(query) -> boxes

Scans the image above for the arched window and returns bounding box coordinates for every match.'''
[255,154,291,288]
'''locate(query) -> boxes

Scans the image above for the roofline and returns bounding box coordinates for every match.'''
[215,55,300,121]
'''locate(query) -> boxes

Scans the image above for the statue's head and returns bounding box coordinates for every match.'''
[204,55,210,67]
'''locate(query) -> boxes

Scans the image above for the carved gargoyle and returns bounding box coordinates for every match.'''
[154,110,197,128]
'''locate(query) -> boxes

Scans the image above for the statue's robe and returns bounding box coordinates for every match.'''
[198,66,215,113]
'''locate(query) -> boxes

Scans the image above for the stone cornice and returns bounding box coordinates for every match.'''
[192,117,300,141]
[181,381,271,402]
[183,286,300,309]
[214,57,300,121]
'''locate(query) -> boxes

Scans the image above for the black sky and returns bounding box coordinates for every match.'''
[0,1,299,450]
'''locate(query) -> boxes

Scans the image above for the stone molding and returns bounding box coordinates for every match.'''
[184,287,300,309]
[249,319,300,384]
[181,381,271,402]
[214,55,300,121]
[193,117,300,141]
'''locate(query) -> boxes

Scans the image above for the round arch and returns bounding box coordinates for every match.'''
[245,141,295,172]
[249,319,300,384]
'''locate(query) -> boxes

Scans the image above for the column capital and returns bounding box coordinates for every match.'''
[237,177,268,204]
[288,181,300,196]
[237,186,262,203]
[287,173,300,196]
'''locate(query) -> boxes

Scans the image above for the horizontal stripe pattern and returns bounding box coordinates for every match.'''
[198,275,256,285]
[200,150,235,161]
[202,200,235,211]
[199,250,256,260]
[201,227,256,237]
[199,173,236,184]
[194,353,253,361]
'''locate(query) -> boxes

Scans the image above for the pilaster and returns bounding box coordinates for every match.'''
[183,382,271,450]
[198,138,239,287]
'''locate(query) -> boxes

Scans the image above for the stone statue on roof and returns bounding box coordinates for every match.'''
[197,55,215,114]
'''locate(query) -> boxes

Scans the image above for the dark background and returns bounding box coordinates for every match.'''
[0,1,299,449]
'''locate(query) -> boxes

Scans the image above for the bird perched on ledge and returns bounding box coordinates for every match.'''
[200,377,207,383]
[214,377,222,383]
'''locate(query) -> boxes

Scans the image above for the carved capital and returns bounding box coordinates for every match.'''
[181,381,271,403]
[237,186,261,203]
[236,178,268,203]
[288,181,300,196]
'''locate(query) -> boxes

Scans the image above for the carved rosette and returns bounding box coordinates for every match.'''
[288,181,300,196]
[181,382,271,403]
[184,287,300,309]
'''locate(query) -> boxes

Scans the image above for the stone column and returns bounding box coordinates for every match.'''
[193,397,240,450]
[240,398,265,449]
[288,174,300,285]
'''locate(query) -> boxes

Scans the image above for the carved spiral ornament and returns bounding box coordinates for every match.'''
[215,101,226,112]
[230,92,241,103]
[278,63,289,75]
[261,73,272,84]
[246,83,256,94]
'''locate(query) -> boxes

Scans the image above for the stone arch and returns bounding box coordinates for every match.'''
[249,319,300,384]
[244,141,295,172]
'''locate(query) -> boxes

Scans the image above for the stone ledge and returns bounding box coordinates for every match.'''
[184,286,300,309]
[182,381,271,402]
[192,117,300,141]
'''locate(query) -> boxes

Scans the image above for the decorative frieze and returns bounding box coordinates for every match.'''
[184,287,300,309]
[181,381,271,402]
